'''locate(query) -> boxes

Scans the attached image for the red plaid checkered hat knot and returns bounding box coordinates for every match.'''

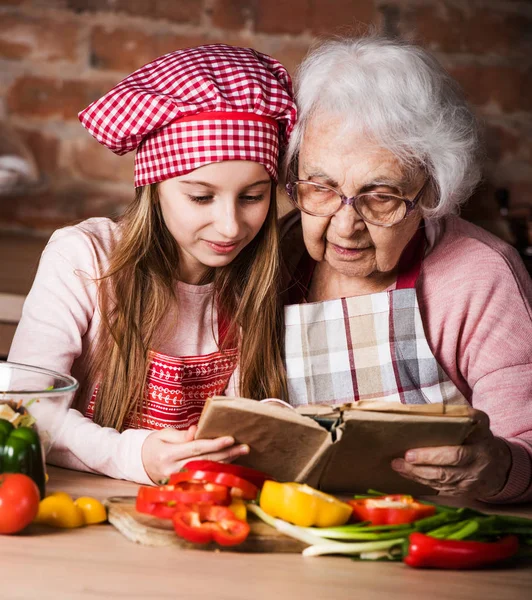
[78,44,297,186]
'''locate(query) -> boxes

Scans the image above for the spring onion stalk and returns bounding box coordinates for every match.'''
[447,519,480,540]
[298,526,415,541]
[302,538,405,557]
[249,505,408,558]
[247,504,325,546]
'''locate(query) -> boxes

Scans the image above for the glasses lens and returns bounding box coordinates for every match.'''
[293,182,341,216]
[356,194,407,226]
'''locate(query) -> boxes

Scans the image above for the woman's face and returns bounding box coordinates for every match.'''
[298,116,425,282]
[159,161,271,284]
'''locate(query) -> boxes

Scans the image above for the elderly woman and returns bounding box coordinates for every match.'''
[281,36,532,503]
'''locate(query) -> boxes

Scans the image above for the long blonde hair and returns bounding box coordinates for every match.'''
[84,184,287,431]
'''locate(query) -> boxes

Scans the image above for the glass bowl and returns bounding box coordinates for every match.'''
[0,360,79,452]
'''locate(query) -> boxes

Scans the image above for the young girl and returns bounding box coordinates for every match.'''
[8,44,296,485]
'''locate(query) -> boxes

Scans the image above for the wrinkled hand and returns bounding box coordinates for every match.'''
[391,409,512,499]
[141,425,249,484]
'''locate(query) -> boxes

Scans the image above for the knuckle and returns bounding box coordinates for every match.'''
[455,445,469,465]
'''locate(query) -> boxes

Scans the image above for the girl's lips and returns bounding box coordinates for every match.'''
[330,242,371,257]
[204,240,241,254]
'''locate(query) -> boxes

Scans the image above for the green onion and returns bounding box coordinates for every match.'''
[302,538,405,557]
[298,526,415,541]
[247,504,324,546]
[446,519,480,540]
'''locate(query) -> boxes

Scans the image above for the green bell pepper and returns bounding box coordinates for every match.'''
[0,419,46,498]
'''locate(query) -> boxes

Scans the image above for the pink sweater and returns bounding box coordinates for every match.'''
[421,217,532,503]
[282,213,532,503]
[8,218,237,485]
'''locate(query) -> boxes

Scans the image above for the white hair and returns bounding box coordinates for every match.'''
[285,36,483,219]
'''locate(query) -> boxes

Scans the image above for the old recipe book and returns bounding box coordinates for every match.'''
[195,397,476,496]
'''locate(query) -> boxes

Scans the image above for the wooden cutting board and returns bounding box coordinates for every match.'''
[104,496,306,553]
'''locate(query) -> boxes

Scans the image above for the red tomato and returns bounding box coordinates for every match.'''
[0,473,40,534]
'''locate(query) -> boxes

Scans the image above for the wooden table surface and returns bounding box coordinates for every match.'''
[1,466,531,600]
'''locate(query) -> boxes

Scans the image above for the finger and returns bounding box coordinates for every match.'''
[400,471,476,496]
[166,436,237,462]
[465,413,493,444]
[391,461,456,493]
[185,425,197,443]
[191,444,250,465]
[393,460,479,492]
[404,445,476,467]
[152,427,189,444]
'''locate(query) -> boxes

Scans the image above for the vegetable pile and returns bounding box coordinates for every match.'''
[1,409,107,534]
[0,411,45,499]
[137,463,532,569]
[252,490,532,568]
[136,461,270,546]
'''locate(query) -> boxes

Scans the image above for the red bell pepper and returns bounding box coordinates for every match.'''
[182,460,273,489]
[404,532,520,569]
[138,481,229,506]
[348,495,436,525]
[170,469,258,501]
[172,504,250,546]
[136,487,188,519]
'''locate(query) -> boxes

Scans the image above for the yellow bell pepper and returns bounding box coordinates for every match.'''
[34,492,85,528]
[228,497,247,521]
[259,481,352,528]
[74,496,107,525]
[34,492,107,528]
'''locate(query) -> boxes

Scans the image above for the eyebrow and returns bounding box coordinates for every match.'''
[304,170,410,195]
[179,179,271,190]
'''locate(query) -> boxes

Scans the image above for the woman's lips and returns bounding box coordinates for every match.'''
[204,240,241,254]
[330,242,372,257]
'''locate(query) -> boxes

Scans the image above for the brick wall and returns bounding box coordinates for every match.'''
[0,0,531,235]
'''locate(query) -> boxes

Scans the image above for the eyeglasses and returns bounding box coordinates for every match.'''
[285,180,428,227]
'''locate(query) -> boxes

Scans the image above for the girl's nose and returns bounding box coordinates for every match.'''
[215,201,241,239]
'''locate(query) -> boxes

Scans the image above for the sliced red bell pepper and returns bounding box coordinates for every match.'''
[348,495,436,525]
[169,469,259,501]
[138,481,229,506]
[182,460,273,489]
[404,533,520,569]
[172,504,250,546]
[136,487,185,519]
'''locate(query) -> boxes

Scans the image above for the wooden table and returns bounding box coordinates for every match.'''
[1,466,531,600]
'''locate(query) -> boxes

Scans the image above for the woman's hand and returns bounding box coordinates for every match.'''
[391,409,512,499]
[141,425,249,484]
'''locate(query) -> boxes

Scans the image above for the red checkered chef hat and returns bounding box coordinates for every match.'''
[78,44,296,187]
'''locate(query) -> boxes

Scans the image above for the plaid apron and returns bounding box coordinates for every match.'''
[85,314,238,430]
[284,231,466,407]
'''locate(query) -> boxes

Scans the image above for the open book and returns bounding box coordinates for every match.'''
[195,397,476,495]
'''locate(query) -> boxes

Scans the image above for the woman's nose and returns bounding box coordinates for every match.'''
[332,202,365,237]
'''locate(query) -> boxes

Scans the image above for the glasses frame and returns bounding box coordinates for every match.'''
[285,179,428,227]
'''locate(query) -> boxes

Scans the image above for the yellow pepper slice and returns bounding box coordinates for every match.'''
[259,481,352,528]
[74,497,107,525]
[34,492,85,528]
[228,497,247,521]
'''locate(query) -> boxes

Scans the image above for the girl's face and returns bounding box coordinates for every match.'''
[158,160,272,284]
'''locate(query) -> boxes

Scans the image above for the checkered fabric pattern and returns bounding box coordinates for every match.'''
[284,288,467,407]
[78,44,296,186]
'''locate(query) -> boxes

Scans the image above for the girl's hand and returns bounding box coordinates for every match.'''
[390,409,512,499]
[141,425,249,484]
